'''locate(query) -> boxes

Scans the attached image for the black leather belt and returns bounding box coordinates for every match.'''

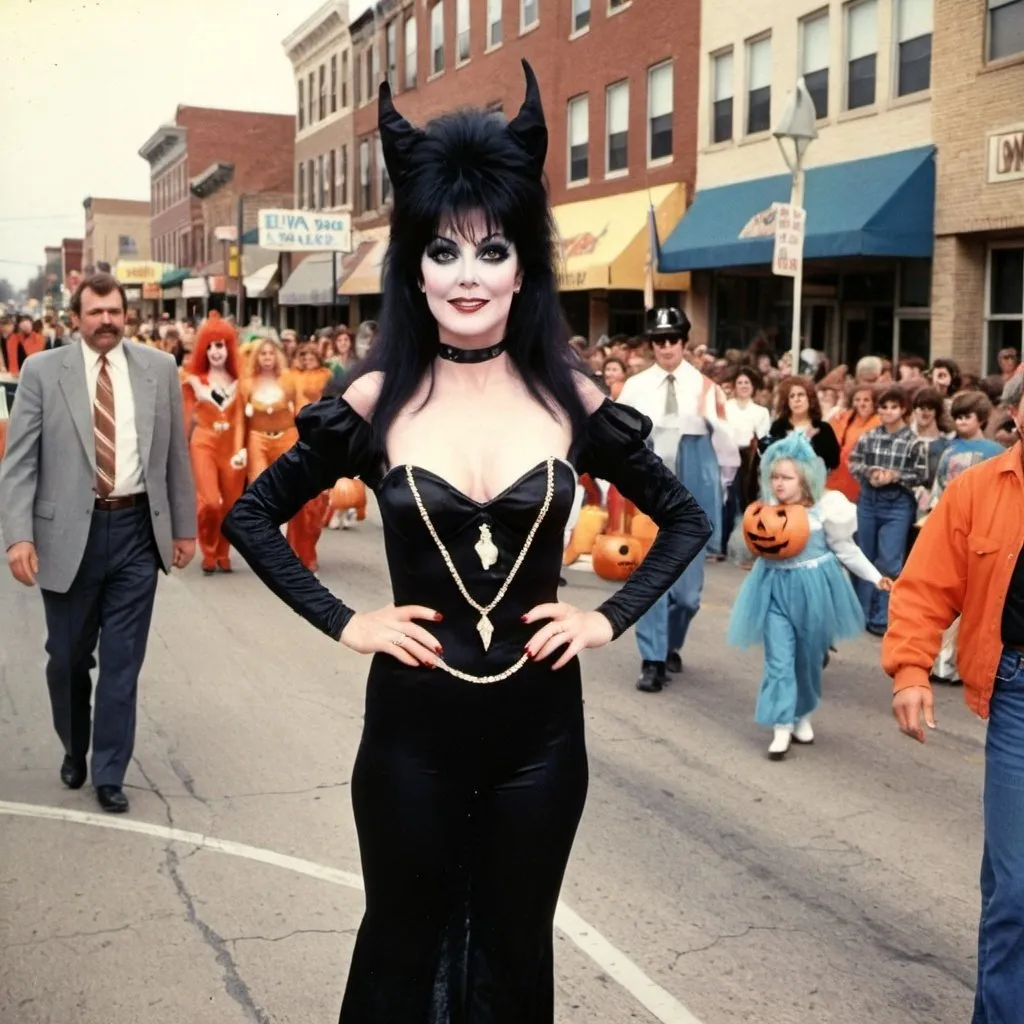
[94,493,149,511]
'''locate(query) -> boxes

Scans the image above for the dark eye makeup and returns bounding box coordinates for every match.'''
[425,236,512,264]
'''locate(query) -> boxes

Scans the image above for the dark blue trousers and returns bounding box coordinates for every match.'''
[41,504,159,788]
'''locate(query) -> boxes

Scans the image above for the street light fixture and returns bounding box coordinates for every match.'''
[773,78,818,375]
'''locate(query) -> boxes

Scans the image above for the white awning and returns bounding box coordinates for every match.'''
[243,262,280,298]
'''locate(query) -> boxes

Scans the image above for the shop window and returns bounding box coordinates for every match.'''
[431,2,444,75]
[404,17,417,88]
[801,12,830,119]
[647,60,674,161]
[711,50,733,144]
[606,80,629,174]
[746,37,771,135]
[896,0,931,96]
[456,0,471,62]
[896,259,932,363]
[572,0,590,33]
[845,0,877,110]
[989,0,1024,61]
[487,0,502,47]
[986,247,1024,372]
[567,94,589,183]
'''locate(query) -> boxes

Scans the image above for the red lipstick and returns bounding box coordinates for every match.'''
[448,299,489,314]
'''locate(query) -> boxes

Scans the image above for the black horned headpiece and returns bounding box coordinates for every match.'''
[378,59,548,191]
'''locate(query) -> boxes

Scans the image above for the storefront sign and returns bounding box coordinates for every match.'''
[772,203,806,278]
[258,209,352,252]
[988,128,1024,184]
[142,283,162,300]
[123,286,142,302]
[115,261,166,285]
[182,277,209,299]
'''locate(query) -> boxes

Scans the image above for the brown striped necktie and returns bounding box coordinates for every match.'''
[94,354,116,497]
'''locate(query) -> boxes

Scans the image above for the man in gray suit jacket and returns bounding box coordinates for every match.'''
[0,272,196,814]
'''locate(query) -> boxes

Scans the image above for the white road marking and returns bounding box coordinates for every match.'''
[0,799,704,1024]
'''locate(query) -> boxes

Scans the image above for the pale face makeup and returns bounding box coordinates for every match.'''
[771,460,805,504]
[207,340,228,369]
[421,211,521,349]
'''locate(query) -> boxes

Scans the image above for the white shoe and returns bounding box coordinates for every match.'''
[341,508,358,530]
[768,725,793,760]
[793,716,814,744]
[327,510,344,531]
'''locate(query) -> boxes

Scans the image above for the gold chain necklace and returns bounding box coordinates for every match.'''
[405,459,555,657]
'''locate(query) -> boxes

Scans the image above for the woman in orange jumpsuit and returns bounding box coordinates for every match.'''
[286,342,334,571]
[181,313,247,575]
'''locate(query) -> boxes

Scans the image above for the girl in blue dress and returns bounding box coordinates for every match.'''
[727,434,892,759]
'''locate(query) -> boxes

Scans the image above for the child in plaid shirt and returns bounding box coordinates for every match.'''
[848,386,928,636]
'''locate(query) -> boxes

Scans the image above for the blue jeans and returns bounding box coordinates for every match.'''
[854,485,915,631]
[635,554,704,663]
[973,649,1024,1023]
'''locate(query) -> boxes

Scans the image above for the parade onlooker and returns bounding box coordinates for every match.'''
[815,365,847,423]
[0,272,196,814]
[855,355,883,386]
[998,347,1020,382]
[330,328,358,376]
[728,435,890,759]
[5,315,46,376]
[910,387,952,493]
[848,386,927,636]
[763,376,841,471]
[933,391,1005,499]
[827,383,880,502]
[724,366,770,532]
[897,355,927,386]
[353,319,378,359]
[930,357,960,399]
[626,347,652,376]
[602,357,627,399]
[884,370,1024,1020]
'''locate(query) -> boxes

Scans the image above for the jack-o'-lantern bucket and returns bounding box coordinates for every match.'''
[742,501,810,560]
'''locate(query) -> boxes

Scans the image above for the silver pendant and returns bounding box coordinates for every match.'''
[475,524,499,571]
[477,613,494,652]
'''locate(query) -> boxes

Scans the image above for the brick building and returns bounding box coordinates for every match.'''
[60,238,83,295]
[329,0,697,334]
[930,0,1024,374]
[82,197,151,271]
[137,106,295,280]
[660,0,937,367]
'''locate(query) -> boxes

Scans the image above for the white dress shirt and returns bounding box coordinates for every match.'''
[82,340,145,496]
[618,361,708,465]
[725,397,771,447]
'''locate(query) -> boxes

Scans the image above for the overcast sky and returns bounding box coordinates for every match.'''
[0,0,374,289]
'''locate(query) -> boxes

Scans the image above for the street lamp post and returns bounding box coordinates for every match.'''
[773,78,818,375]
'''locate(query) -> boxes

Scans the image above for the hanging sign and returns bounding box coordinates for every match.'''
[772,203,806,278]
[258,209,352,252]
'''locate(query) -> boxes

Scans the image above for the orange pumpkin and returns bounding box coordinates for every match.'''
[630,512,658,556]
[329,478,367,520]
[742,501,811,560]
[592,534,645,581]
[563,505,609,565]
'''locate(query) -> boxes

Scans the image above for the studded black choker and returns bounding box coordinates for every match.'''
[437,341,506,364]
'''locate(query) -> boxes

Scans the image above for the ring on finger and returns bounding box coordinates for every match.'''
[390,633,407,646]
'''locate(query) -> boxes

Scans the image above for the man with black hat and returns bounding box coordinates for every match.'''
[617,307,739,692]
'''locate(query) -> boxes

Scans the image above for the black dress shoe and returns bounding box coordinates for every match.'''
[96,785,129,814]
[866,623,887,638]
[665,651,683,674]
[60,756,87,790]
[636,661,666,693]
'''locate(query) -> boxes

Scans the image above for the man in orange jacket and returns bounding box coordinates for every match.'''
[5,316,46,376]
[883,368,1024,1022]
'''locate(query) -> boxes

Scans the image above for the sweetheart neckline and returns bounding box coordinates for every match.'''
[380,457,578,508]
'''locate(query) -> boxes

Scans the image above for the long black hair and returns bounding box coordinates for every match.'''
[350,61,589,454]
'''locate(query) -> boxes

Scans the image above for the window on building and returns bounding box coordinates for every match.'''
[368,42,377,100]
[801,12,829,118]
[328,149,336,207]
[297,80,305,129]
[330,55,338,112]
[355,52,362,105]
[456,0,471,62]
[746,36,771,134]
[386,20,398,87]
[359,140,372,213]
[298,163,305,208]
[567,94,589,182]
[340,144,349,206]
[487,0,502,47]
[987,246,1024,373]
[606,80,629,174]
[522,0,539,31]
[118,235,137,257]
[318,154,326,210]
[319,65,327,121]
[378,136,393,205]
[989,0,1024,60]
[896,0,931,95]
[404,16,417,87]
[647,60,674,161]
[308,71,316,121]
[307,158,315,209]
[846,0,878,110]
[431,3,445,74]
[895,259,932,363]
[572,0,591,33]
[711,50,734,143]
[342,50,349,107]
[610,0,628,8]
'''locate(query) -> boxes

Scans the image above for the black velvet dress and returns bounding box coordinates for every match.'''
[222,397,711,1024]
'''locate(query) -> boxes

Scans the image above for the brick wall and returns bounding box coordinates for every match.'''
[348,0,700,226]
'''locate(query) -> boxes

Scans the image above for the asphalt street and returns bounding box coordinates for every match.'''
[0,502,984,1024]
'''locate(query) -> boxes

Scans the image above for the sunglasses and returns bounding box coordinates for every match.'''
[652,338,682,347]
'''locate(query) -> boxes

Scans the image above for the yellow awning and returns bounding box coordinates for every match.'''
[338,227,389,296]
[552,182,690,292]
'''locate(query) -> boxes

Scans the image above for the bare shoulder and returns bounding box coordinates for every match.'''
[343,370,383,420]
[574,372,607,415]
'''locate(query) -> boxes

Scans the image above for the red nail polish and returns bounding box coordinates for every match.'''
[524,648,533,659]
[520,615,528,623]
[434,612,444,621]
[435,646,443,656]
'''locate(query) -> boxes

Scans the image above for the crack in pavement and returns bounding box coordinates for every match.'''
[2,922,137,949]
[215,781,351,801]
[225,927,358,945]
[668,924,809,964]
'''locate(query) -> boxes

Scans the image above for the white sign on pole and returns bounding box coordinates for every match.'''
[258,209,352,252]
[772,203,806,278]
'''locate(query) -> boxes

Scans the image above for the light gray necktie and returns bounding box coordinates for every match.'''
[664,373,678,416]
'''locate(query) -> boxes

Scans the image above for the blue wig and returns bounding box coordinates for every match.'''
[759,433,826,504]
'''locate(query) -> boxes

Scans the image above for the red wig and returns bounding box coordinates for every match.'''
[190,312,240,378]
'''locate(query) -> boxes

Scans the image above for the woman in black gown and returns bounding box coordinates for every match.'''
[223,62,711,1023]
